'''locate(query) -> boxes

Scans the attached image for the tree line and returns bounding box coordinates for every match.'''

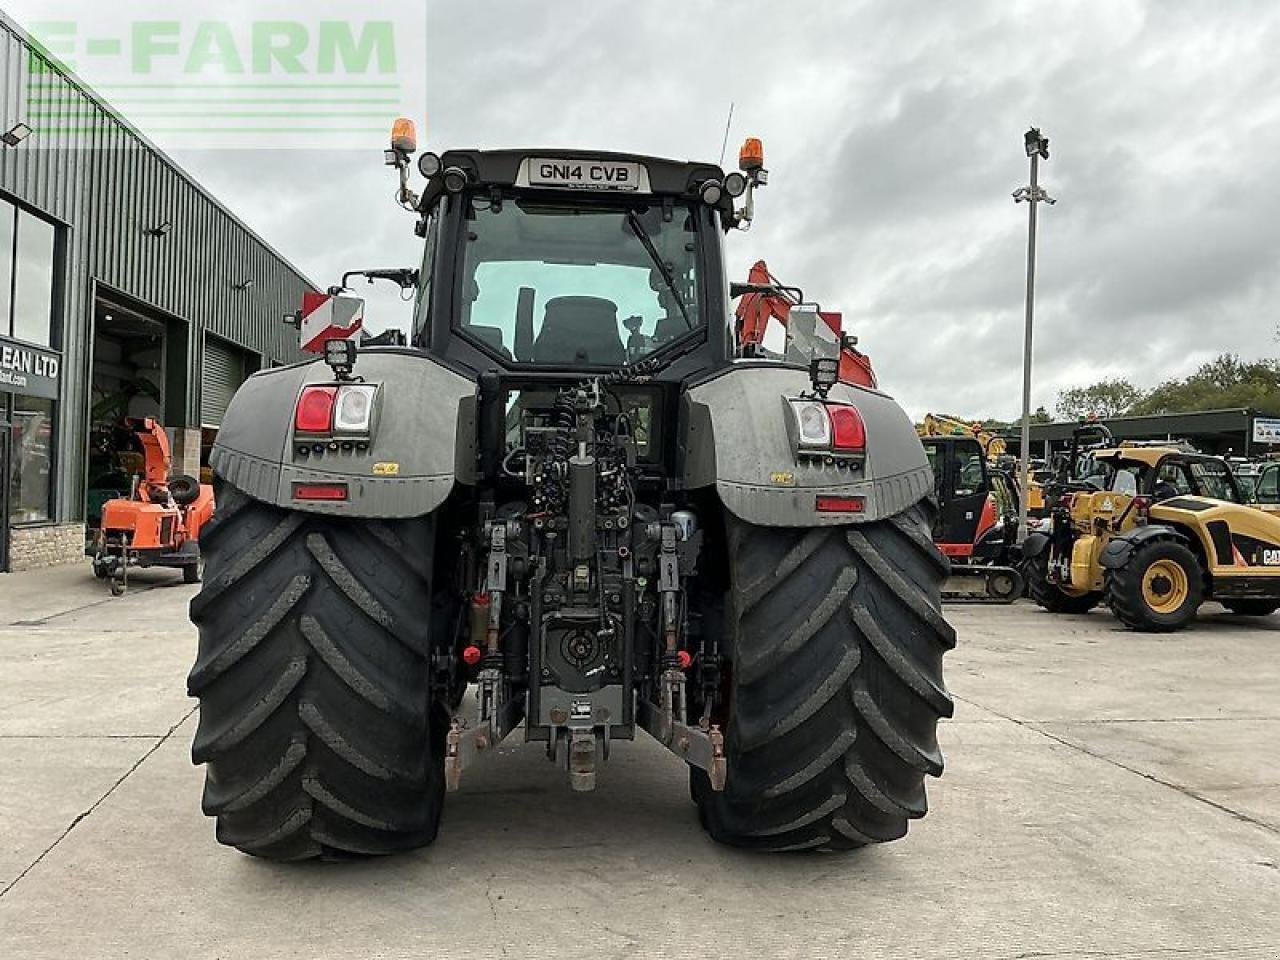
[1055,354,1280,420]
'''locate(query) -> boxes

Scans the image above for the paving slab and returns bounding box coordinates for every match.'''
[946,603,1280,723]
[0,576,197,738]
[1034,717,1280,832]
[0,737,156,891]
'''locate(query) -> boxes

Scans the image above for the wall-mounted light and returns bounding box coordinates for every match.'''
[144,220,172,238]
[1,122,32,147]
[232,278,256,291]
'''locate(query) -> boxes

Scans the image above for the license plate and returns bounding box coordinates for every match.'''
[527,157,643,192]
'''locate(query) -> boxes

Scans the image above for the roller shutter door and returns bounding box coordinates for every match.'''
[201,338,246,427]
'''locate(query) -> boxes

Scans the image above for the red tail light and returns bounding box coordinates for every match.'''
[293,483,348,501]
[827,404,865,451]
[295,386,338,433]
[816,495,865,514]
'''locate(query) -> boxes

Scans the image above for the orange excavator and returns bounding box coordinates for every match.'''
[733,259,877,387]
[89,417,215,596]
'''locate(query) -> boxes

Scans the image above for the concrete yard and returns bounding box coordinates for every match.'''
[1,563,1278,959]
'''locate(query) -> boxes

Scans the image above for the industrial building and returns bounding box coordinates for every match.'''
[1004,408,1280,460]
[0,13,312,571]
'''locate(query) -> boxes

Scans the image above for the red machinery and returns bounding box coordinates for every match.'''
[89,417,215,595]
[733,260,877,388]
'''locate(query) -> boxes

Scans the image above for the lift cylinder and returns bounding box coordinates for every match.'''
[568,453,596,562]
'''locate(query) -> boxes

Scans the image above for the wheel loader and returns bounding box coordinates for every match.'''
[1024,438,1280,630]
[186,125,955,860]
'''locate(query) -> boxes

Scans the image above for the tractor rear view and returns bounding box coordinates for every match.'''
[185,126,955,859]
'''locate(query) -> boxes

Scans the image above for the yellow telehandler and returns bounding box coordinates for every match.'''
[1024,439,1280,631]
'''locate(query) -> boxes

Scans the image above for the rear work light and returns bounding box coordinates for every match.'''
[787,399,866,457]
[295,384,378,436]
[293,483,348,501]
[333,384,378,433]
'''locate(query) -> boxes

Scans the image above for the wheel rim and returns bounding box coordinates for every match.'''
[1142,558,1189,614]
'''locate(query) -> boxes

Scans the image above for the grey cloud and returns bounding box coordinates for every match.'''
[127,1,1280,421]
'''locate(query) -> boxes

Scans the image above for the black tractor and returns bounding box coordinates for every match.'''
[185,128,955,860]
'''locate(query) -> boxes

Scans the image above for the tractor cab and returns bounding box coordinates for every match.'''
[407,149,738,380]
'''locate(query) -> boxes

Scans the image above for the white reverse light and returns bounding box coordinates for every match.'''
[789,400,831,448]
[334,385,378,433]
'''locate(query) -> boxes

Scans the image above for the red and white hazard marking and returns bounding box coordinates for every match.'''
[300,292,365,354]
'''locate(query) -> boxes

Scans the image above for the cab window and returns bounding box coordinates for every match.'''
[1189,459,1239,502]
[1113,469,1139,496]
[1256,465,1280,504]
[1153,461,1193,497]
[456,195,703,366]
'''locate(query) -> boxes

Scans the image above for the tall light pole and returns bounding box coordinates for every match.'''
[1013,127,1055,543]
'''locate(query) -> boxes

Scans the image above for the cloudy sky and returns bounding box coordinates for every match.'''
[27,0,1280,421]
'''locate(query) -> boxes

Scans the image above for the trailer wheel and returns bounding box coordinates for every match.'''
[183,562,201,585]
[692,500,955,851]
[1106,538,1202,632]
[188,478,444,860]
[1026,554,1100,614]
[1222,600,1280,617]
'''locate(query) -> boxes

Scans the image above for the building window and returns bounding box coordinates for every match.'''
[8,395,54,523]
[0,201,12,337]
[12,209,56,347]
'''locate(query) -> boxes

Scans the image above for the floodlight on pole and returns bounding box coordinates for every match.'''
[1014,126,1056,544]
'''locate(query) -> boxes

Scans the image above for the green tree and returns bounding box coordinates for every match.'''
[1129,354,1280,415]
[1056,378,1144,420]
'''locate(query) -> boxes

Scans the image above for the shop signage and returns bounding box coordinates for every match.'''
[0,336,61,401]
[1253,417,1280,445]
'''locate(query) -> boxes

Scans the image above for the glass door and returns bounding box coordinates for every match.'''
[0,396,10,572]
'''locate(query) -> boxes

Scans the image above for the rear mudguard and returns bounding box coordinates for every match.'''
[210,349,476,517]
[1021,531,1051,559]
[681,364,932,527]
[1099,525,1187,569]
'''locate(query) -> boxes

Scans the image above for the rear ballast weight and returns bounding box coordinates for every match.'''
[187,130,954,860]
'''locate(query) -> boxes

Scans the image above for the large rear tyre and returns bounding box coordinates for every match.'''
[187,479,445,860]
[1026,554,1101,614]
[1106,538,1202,633]
[693,500,956,851]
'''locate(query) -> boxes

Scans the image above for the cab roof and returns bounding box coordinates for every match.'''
[1094,446,1206,467]
[436,149,726,197]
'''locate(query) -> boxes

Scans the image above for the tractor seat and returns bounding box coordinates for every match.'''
[532,296,625,366]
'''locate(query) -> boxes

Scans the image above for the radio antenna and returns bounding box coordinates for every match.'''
[718,101,735,167]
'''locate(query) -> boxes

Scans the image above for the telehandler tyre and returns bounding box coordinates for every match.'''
[693,500,955,851]
[187,479,445,860]
[1026,554,1101,614]
[1106,538,1202,632]
[1223,600,1280,617]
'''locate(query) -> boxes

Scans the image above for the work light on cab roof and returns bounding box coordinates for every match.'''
[383,116,770,231]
